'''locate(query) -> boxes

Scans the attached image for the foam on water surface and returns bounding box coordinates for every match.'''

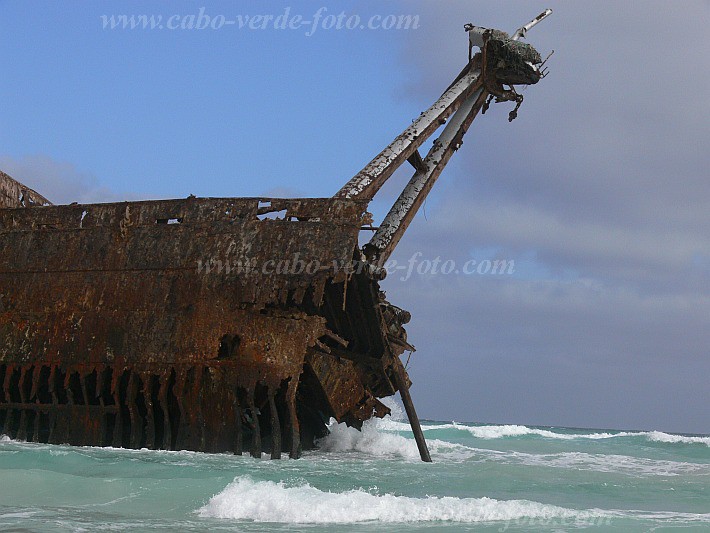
[2,409,710,531]
[375,419,710,446]
[198,476,603,524]
[315,417,710,477]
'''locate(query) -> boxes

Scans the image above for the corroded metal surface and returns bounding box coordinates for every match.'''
[0,170,52,209]
[0,193,405,454]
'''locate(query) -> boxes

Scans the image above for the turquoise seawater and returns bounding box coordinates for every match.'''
[1,402,709,532]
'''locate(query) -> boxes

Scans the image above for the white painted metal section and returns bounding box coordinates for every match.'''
[335,69,482,200]
[366,86,483,259]
[512,9,553,41]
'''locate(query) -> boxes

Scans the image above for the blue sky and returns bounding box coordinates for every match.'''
[1,0,419,200]
[2,1,709,433]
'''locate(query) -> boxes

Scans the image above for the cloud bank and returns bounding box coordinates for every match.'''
[378,1,710,433]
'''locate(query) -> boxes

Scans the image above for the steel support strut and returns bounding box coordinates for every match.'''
[365,86,487,263]
[335,69,483,201]
[391,359,431,462]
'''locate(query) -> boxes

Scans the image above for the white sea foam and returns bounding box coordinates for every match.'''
[317,411,710,475]
[198,476,604,524]
[317,417,473,461]
[316,396,471,461]
[508,451,710,476]
[318,418,421,459]
[318,419,710,476]
[464,424,639,440]
[606,509,710,523]
[377,418,456,432]
[374,419,634,440]
[0,511,38,519]
[318,400,501,462]
[377,418,710,447]
[646,431,710,446]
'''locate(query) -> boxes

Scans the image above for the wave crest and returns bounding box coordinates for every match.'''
[647,431,710,446]
[374,419,710,446]
[198,476,601,524]
[317,417,473,461]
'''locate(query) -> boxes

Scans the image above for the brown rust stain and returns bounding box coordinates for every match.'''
[0,193,413,455]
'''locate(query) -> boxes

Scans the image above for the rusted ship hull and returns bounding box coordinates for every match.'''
[0,185,408,456]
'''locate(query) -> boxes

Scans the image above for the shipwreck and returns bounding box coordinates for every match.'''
[0,12,552,461]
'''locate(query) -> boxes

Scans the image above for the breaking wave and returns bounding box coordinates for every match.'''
[316,420,710,476]
[198,476,605,524]
[317,399,471,461]
[317,418,472,461]
[313,410,710,478]
[375,419,710,446]
[646,431,710,446]
[508,451,710,476]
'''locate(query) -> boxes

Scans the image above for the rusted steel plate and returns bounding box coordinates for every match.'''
[305,350,391,427]
[0,170,51,209]
[0,194,410,455]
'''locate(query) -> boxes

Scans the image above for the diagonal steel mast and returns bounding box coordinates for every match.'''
[334,68,484,201]
[337,10,553,463]
[365,9,553,264]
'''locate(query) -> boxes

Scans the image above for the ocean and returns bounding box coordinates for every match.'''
[1,401,708,532]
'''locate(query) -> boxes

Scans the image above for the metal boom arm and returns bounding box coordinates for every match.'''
[364,85,487,262]
[334,68,483,200]
[363,9,553,263]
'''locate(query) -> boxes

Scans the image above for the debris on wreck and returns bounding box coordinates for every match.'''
[0,11,552,461]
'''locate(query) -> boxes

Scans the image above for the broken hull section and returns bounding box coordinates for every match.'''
[0,195,410,456]
[0,170,51,209]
